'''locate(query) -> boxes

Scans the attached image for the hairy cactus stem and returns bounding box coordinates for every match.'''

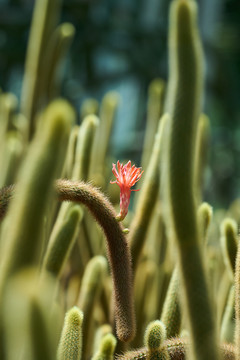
[0,179,135,342]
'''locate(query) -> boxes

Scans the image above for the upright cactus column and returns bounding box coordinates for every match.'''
[167,1,219,359]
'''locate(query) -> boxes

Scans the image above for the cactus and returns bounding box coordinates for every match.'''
[0,100,73,295]
[220,218,238,280]
[144,320,170,360]
[42,205,83,277]
[92,333,117,360]
[166,1,219,359]
[0,0,239,359]
[57,306,83,360]
[160,267,181,339]
[130,114,168,270]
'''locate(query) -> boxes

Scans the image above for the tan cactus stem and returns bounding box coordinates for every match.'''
[235,240,240,359]
[56,179,135,342]
[0,184,14,220]
[115,338,235,360]
[0,179,136,342]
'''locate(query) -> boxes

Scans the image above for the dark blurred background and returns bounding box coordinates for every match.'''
[0,0,239,208]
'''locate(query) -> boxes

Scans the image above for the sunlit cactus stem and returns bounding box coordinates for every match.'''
[167,0,219,359]
[57,307,83,360]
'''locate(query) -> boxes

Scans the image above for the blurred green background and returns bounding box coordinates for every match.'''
[0,0,239,208]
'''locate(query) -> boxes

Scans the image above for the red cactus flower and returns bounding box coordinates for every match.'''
[110,160,143,221]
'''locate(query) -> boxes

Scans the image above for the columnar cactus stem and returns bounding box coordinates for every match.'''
[0,100,73,295]
[220,218,238,281]
[167,1,219,359]
[57,306,83,360]
[78,256,108,359]
[42,205,83,277]
[20,0,62,139]
[160,267,181,339]
[92,333,117,360]
[130,114,168,271]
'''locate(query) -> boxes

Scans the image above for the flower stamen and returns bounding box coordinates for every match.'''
[110,160,143,221]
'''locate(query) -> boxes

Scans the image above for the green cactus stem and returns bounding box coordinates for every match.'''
[78,256,108,359]
[141,79,165,170]
[80,98,99,119]
[0,94,18,171]
[40,22,75,103]
[93,325,113,355]
[144,320,170,360]
[130,114,168,271]
[30,297,54,360]
[92,333,117,360]
[57,306,83,360]
[62,125,79,179]
[220,218,238,280]
[166,0,219,359]
[193,114,210,204]
[42,205,83,277]
[0,131,23,188]
[221,285,235,343]
[133,260,158,348]
[89,92,119,184]
[197,202,213,245]
[160,267,181,339]
[0,100,73,298]
[20,0,62,139]
[3,268,58,360]
[72,115,99,182]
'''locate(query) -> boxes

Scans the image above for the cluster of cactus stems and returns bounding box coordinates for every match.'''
[0,0,239,359]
